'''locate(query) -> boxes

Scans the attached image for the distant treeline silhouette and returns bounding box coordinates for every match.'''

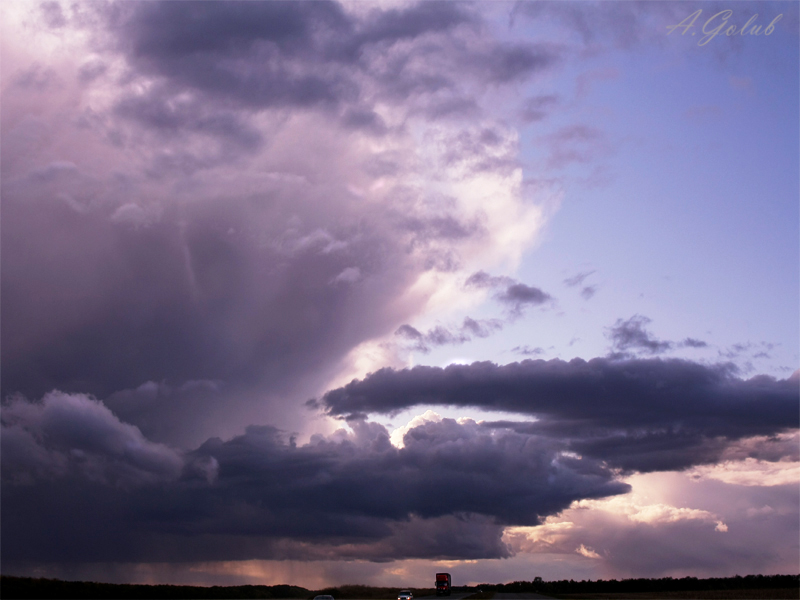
[478,574,800,595]
[1,574,798,599]
[0,577,309,599]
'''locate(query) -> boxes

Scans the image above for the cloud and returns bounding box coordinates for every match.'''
[576,544,602,559]
[92,0,558,152]
[520,94,559,123]
[685,432,800,487]
[502,468,799,578]
[563,270,594,287]
[464,270,515,290]
[2,1,552,454]
[331,266,361,285]
[512,345,545,357]
[504,491,732,571]
[563,271,597,300]
[315,357,799,473]
[2,397,627,563]
[497,283,551,315]
[4,0,795,581]
[465,270,552,316]
[687,458,800,487]
[608,315,672,355]
[395,317,503,353]
[1,391,182,487]
[572,496,727,528]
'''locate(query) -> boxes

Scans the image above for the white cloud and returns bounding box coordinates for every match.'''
[390,410,443,448]
[576,544,601,559]
[686,458,800,487]
[572,495,726,528]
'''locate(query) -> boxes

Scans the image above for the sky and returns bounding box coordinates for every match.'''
[1,0,798,588]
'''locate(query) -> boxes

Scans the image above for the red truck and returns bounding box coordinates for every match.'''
[435,573,451,596]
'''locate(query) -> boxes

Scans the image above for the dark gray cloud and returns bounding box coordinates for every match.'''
[465,270,515,289]
[315,358,799,473]
[1,391,182,487]
[465,270,552,316]
[91,0,557,154]
[608,315,673,355]
[497,283,551,314]
[1,395,626,563]
[395,317,503,353]
[111,1,356,109]
[512,345,545,357]
[462,316,503,338]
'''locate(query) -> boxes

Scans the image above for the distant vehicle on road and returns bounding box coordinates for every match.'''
[397,590,413,600]
[314,595,334,600]
[435,573,451,596]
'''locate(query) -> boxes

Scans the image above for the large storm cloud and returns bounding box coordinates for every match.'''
[1,0,567,567]
[314,358,799,472]
[2,0,549,446]
[2,392,627,563]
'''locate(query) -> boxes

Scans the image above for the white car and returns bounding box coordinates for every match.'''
[398,590,413,600]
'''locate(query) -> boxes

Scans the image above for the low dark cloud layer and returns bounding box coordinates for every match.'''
[315,358,799,472]
[2,393,626,563]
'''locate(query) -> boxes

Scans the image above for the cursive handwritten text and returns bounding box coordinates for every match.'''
[666,10,783,46]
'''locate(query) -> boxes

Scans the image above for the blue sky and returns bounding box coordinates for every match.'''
[411,7,799,378]
[1,0,798,588]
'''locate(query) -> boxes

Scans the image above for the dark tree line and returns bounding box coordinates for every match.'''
[478,574,800,595]
[0,577,309,599]
[2,574,798,599]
